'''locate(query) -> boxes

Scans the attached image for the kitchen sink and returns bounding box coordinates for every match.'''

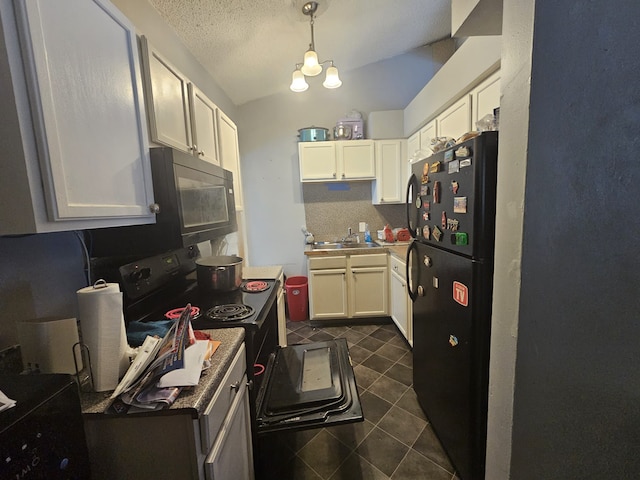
[312,242,381,250]
[312,242,343,250]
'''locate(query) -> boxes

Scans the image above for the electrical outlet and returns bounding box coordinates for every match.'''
[359,222,366,232]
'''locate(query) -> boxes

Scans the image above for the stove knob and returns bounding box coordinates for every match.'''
[128,270,142,282]
[140,267,151,280]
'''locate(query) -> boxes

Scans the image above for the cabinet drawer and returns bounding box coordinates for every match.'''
[309,256,347,270]
[350,253,388,268]
[390,255,406,279]
[200,344,246,451]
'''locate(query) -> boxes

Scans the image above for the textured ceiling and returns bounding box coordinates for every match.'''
[146,0,452,106]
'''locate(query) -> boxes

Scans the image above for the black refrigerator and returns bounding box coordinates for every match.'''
[406,132,498,480]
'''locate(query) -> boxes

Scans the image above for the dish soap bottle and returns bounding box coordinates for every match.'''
[364,226,372,243]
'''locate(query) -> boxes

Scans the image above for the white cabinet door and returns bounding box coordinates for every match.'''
[418,120,437,159]
[3,0,154,228]
[338,140,375,179]
[299,142,337,181]
[436,95,472,141]
[390,269,408,339]
[471,70,501,126]
[189,84,220,165]
[389,256,413,346]
[217,110,242,209]
[309,269,348,319]
[350,266,388,317]
[142,37,192,154]
[407,132,421,162]
[372,139,405,204]
[204,378,254,480]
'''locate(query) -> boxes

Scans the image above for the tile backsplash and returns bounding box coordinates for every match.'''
[302,182,405,242]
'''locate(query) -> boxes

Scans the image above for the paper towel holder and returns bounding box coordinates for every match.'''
[73,342,94,392]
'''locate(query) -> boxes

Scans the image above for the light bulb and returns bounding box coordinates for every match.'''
[323,65,342,89]
[290,69,309,92]
[301,49,322,76]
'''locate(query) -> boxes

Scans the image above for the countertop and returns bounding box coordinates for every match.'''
[304,241,411,261]
[243,265,283,280]
[81,327,245,417]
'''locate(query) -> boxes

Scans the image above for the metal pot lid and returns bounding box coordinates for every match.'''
[298,126,328,132]
[196,255,243,266]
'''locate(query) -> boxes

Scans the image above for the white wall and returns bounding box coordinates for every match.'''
[484,0,534,477]
[236,46,449,276]
[404,35,501,136]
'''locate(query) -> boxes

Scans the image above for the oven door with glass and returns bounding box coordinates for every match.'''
[254,338,363,434]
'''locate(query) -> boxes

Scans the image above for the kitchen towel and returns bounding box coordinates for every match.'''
[77,281,130,392]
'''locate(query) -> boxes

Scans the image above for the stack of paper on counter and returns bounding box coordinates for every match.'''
[0,390,16,412]
[108,304,220,414]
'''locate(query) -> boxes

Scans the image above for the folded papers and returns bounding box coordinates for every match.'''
[0,390,16,412]
[108,305,220,413]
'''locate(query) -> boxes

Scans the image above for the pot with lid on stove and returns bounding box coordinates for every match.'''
[196,255,243,292]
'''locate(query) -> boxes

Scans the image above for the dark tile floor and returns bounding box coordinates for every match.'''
[257,319,459,480]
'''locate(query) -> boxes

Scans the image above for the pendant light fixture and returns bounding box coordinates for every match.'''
[289,1,342,92]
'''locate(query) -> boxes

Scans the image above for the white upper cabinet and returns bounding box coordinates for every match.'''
[407,132,421,161]
[217,110,243,210]
[299,140,375,182]
[189,84,220,165]
[299,142,337,181]
[0,0,155,234]
[471,70,501,126]
[418,121,436,155]
[141,36,220,165]
[436,94,472,141]
[337,140,375,180]
[142,38,192,153]
[372,139,406,205]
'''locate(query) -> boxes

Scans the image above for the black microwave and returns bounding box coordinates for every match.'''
[88,147,237,257]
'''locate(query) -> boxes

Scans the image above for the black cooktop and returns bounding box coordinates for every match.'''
[127,276,278,331]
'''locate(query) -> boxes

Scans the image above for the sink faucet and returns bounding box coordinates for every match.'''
[343,227,360,244]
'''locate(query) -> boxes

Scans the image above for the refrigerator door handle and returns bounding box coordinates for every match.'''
[406,173,418,238]
[406,240,419,302]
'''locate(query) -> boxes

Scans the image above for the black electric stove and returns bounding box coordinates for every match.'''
[92,246,362,477]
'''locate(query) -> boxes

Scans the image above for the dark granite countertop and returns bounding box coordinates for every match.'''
[81,327,244,417]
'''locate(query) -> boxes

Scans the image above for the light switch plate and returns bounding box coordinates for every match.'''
[359,222,366,232]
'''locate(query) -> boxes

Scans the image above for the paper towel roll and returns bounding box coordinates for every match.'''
[77,281,129,392]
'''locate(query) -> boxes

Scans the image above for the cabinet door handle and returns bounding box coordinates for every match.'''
[230,381,240,392]
[148,203,160,214]
[199,150,205,156]
[333,172,336,178]
[342,173,345,178]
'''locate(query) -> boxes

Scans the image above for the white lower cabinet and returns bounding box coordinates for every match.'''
[204,379,253,480]
[308,256,348,319]
[389,255,413,346]
[84,344,252,480]
[308,253,388,320]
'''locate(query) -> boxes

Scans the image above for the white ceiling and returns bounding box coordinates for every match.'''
[146,0,452,106]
